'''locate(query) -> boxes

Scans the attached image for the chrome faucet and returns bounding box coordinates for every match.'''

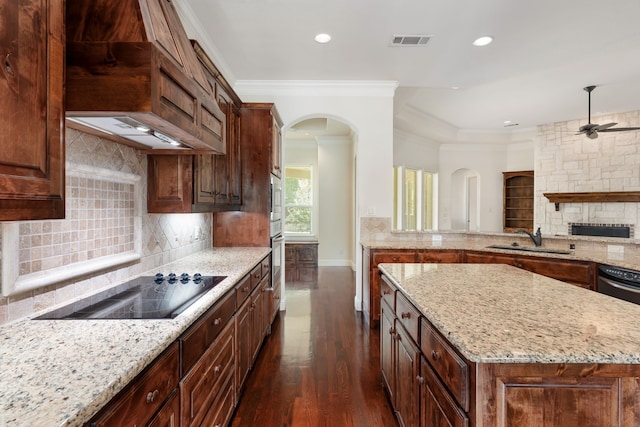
[514,227,542,247]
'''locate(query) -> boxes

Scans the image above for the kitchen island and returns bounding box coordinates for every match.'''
[0,247,271,427]
[379,262,640,426]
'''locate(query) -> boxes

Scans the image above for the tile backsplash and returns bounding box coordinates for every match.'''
[0,129,212,325]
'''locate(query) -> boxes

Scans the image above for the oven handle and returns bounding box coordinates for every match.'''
[599,276,640,295]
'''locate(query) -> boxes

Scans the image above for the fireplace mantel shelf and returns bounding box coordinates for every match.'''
[543,191,640,211]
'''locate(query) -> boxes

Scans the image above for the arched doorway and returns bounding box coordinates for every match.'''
[283,116,357,269]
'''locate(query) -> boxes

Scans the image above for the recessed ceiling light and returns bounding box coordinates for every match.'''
[314,33,332,44]
[472,36,493,47]
[451,86,460,90]
[504,120,512,124]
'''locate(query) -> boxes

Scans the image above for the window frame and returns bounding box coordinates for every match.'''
[284,164,316,237]
[393,165,438,231]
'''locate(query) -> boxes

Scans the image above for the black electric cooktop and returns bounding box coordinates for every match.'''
[35,273,226,320]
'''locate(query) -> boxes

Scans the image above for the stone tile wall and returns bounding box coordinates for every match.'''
[536,110,640,236]
[0,129,212,325]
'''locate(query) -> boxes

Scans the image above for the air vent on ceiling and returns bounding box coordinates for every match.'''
[390,35,431,46]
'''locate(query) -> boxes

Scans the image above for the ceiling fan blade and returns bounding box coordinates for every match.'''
[594,122,617,131]
[599,127,640,132]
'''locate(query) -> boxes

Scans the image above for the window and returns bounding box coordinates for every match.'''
[393,166,437,231]
[284,165,313,234]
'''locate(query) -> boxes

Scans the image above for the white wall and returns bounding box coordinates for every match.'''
[394,129,440,171]
[439,144,526,232]
[318,137,354,266]
[234,81,396,311]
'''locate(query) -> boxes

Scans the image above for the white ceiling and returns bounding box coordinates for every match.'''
[182,0,640,138]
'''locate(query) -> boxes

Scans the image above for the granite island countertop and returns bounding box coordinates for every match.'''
[0,247,270,427]
[379,262,640,364]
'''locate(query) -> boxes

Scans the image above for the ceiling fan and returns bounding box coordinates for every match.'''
[577,85,640,139]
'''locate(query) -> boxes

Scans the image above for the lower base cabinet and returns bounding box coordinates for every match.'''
[86,255,278,427]
[381,271,640,427]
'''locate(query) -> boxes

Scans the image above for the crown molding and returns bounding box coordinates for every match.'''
[234,80,398,97]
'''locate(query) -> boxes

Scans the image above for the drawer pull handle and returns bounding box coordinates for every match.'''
[213,317,222,325]
[146,389,160,404]
[388,327,395,335]
[383,289,392,295]
[431,350,440,361]
[242,286,250,292]
[401,312,411,319]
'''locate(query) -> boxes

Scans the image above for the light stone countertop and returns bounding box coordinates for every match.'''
[361,233,640,271]
[0,247,270,427]
[379,263,640,364]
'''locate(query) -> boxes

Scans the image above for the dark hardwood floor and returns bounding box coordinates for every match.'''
[230,267,398,427]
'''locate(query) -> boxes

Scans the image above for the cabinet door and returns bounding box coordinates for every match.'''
[270,114,282,177]
[380,300,396,408]
[228,104,242,205]
[0,0,65,220]
[235,295,252,397]
[147,390,179,427]
[194,154,217,205]
[147,155,193,213]
[395,323,420,427]
[420,357,468,427]
[180,320,234,427]
[515,255,594,289]
[464,251,516,266]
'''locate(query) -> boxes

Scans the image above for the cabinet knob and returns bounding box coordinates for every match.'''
[213,317,222,325]
[388,327,395,335]
[383,289,391,295]
[146,389,160,404]
[242,286,250,292]
[214,365,221,374]
[416,375,424,385]
[431,350,440,361]
[401,312,411,319]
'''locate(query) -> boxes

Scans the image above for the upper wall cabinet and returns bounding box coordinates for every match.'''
[147,42,243,213]
[0,0,65,220]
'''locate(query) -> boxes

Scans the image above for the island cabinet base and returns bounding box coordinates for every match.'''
[476,363,640,427]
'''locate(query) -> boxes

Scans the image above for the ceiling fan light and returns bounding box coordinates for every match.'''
[587,132,598,140]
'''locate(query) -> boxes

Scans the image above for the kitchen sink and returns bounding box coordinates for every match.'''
[486,244,572,255]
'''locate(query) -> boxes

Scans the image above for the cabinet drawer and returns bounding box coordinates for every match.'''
[180,320,235,427]
[181,290,236,375]
[89,342,179,427]
[372,251,417,265]
[261,256,271,278]
[381,275,396,311]
[250,264,263,288]
[235,273,252,307]
[418,250,461,263]
[420,319,469,411]
[395,292,420,343]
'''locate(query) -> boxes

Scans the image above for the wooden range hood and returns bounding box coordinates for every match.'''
[65,0,225,153]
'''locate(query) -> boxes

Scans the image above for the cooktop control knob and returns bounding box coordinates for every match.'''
[180,273,190,284]
[167,273,177,284]
[193,273,203,283]
[154,273,164,284]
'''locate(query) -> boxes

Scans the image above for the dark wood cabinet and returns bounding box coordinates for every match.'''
[363,248,461,328]
[381,274,419,427]
[180,320,235,427]
[419,357,469,427]
[465,250,595,290]
[271,116,282,178]
[395,322,420,427]
[214,103,282,247]
[87,342,180,427]
[503,170,534,232]
[285,242,318,282]
[147,390,180,427]
[0,0,65,220]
